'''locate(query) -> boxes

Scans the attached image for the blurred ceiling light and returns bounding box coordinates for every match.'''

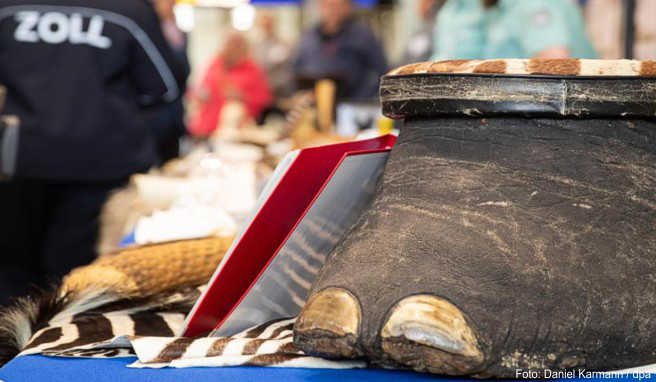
[231,3,256,31]
[173,3,195,32]
[193,0,248,8]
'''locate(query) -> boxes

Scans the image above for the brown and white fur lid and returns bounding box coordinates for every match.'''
[381,59,656,119]
[388,58,656,77]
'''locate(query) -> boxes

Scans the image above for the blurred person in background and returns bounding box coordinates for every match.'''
[188,32,272,137]
[432,0,597,60]
[292,0,388,100]
[0,0,188,306]
[253,11,293,103]
[147,0,190,163]
[398,0,445,65]
[585,0,656,60]
[632,0,656,59]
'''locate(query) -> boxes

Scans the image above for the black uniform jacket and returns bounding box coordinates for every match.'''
[0,0,188,181]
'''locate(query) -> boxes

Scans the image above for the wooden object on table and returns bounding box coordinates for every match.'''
[315,79,336,133]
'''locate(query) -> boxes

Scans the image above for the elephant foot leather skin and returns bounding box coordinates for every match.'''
[294,59,656,378]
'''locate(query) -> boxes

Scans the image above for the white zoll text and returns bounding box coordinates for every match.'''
[14,11,111,49]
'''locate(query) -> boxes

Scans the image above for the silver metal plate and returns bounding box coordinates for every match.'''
[212,151,390,337]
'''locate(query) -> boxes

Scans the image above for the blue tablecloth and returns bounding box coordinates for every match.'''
[0,355,450,382]
[3,355,649,381]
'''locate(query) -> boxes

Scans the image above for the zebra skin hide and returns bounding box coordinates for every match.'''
[1,284,364,370]
[128,318,364,369]
[1,285,204,363]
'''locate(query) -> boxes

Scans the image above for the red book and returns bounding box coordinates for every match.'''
[182,135,396,337]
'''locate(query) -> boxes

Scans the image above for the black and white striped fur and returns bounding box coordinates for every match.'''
[0,288,363,370]
[128,317,364,369]
[0,285,201,366]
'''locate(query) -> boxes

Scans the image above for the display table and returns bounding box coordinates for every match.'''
[0,355,454,382]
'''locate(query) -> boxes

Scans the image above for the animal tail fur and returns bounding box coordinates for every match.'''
[0,286,64,366]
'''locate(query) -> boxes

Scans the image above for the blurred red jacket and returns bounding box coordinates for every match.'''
[189,56,272,136]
